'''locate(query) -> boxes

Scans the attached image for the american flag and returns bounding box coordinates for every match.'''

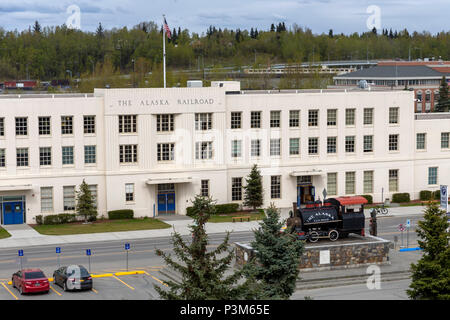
[163,17,171,39]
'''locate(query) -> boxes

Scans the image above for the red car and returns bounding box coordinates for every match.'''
[12,269,50,295]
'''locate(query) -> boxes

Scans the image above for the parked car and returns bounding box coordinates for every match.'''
[11,269,49,295]
[53,265,92,291]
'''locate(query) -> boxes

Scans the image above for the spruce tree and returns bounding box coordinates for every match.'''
[407,202,450,300]
[435,76,450,112]
[75,180,97,223]
[154,195,258,300]
[243,164,264,211]
[244,203,304,299]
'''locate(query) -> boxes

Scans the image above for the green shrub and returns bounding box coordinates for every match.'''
[186,203,240,217]
[360,195,373,204]
[392,193,410,203]
[43,213,78,225]
[35,215,43,225]
[419,190,433,201]
[433,190,440,200]
[108,209,134,220]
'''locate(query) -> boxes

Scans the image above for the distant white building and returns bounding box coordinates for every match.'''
[0,82,449,224]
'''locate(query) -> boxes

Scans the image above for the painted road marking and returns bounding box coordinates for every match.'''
[50,285,62,296]
[1,282,18,300]
[91,288,98,294]
[112,275,135,290]
[144,271,168,287]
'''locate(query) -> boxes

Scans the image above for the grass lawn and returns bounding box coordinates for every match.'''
[208,211,265,223]
[31,218,172,235]
[0,227,11,239]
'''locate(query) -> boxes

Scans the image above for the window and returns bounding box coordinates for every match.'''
[289,110,300,127]
[0,149,5,167]
[231,177,242,201]
[231,112,241,129]
[16,148,29,167]
[428,167,438,185]
[364,171,374,193]
[125,183,135,202]
[88,184,98,208]
[61,116,73,134]
[327,173,337,196]
[327,109,337,126]
[0,118,4,136]
[308,137,319,155]
[345,136,355,153]
[157,143,174,161]
[416,133,426,150]
[15,117,28,136]
[389,134,399,151]
[251,139,261,157]
[120,144,138,163]
[270,139,281,156]
[270,111,281,128]
[195,141,213,160]
[327,137,337,154]
[250,111,261,128]
[308,110,319,127]
[84,145,96,164]
[119,115,137,133]
[156,114,174,132]
[389,107,399,124]
[389,169,398,192]
[231,140,242,158]
[363,135,373,153]
[39,147,52,166]
[62,146,74,165]
[83,115,96,134]
[363,108,373,125]
[271,175,281,199]
[201,180,210,197]
[195,113,212,131]
[40,187,53,213]
[63,186,76,211]
[345,171,356,194]
[289,138,300,155]
[442,132,450,149]
[345,108,355,126]
[39,117,51,135]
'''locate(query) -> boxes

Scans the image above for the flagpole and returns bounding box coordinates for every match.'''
[163,15,166,88]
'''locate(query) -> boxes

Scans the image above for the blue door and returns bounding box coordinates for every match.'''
[297,186,301,207]
[3,202,24,225]
[158,193,176,214]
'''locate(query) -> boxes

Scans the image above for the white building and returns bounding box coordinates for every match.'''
[0,82,449,224]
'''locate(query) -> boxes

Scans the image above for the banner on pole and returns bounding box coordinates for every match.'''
[440,185,448,213]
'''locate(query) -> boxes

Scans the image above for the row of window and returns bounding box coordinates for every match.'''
[417,132,450,150]
[41,185,97,213]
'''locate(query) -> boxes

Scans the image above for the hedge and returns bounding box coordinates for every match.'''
[360,195,373,204]
[392,193,410,203]
[38,213,78,225]
[186,203,240,217]
[419,190,433,201]
[433,190,440,200]
[108,209,134,220]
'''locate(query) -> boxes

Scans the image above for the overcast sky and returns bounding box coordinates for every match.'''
[0,0,448,35]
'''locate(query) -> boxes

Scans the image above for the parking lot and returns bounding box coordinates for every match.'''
[0,266,169,300]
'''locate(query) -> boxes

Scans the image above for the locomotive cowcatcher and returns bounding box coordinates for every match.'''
[286,196,368,242]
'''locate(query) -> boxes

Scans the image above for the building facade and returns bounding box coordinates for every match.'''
[0,83,449,224]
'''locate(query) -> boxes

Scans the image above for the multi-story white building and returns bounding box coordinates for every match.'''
[0,81,449,224]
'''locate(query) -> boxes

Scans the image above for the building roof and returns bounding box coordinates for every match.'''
[335,65,448,79]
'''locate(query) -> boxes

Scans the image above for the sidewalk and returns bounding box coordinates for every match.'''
[0,205,425,249]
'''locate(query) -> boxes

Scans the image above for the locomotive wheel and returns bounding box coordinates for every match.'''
[308,231,319,243]
[329,229,339,241]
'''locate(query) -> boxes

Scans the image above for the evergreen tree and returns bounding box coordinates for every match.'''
[75,180,97,223]
[407,202,450,300]
[435,76,450,112]
[154,195,259,300]
[243,164,264,211]
[96,23,104,38]
[33,21,41,34]
[328,29,333,38]
[270,23,275,32]
[243,204,304,299]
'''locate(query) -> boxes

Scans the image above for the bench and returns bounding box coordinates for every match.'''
[232,216,251,222]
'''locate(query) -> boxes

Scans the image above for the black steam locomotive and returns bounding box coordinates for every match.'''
[286,196,368,242]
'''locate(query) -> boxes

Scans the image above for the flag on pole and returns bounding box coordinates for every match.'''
[163,17,172,39]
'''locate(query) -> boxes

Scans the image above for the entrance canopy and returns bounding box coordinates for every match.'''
[146,177,193,185]
[0,184,34,192]
[290,170,325,177]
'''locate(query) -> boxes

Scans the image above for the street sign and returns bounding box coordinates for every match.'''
[125,243,130,250]
[56,247,61,254]
[18,250,23,257]
[406,219,411,228]
[86,249,91,256]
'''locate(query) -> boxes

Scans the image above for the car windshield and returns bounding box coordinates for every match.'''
[25,271,45,279]
[79,268,90,277]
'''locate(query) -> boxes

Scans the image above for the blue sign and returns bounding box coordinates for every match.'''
[406,219,411,228]
[125,243,130,250]
[86,249,91,256]
[18,250,23,257]
[56,247,61,254]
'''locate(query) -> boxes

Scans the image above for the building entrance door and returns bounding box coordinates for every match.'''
[3,201,24,225]
[157,184,176,214]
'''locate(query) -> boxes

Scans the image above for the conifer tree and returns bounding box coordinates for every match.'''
[75,180,97,223]
[435,76,450,112]
[243,164,264,211]
[243,204,304,299]
[154,195,259,300]
[407,202,450,300]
